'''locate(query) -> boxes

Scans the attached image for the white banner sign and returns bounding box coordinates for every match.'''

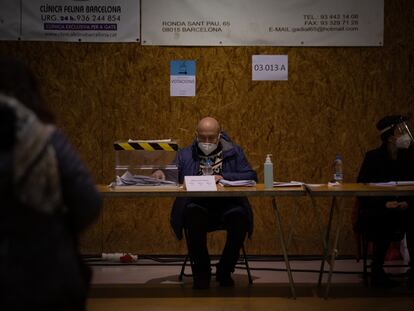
[0,0,140,42]
[252,55,288,81]
[0,0,20,40]
[142,0,383,46]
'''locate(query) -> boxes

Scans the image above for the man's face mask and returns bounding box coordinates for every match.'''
[197,134,220,155]
[395,133,412,149]
[198,142,218,155]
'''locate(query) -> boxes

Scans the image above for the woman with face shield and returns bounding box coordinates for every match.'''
[394,119,414,149]
[357,115,414,289]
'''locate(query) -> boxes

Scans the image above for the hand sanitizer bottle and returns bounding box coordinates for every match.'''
[264,154,273,189]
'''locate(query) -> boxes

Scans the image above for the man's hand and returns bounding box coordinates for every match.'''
[214,175,223,183]
[385,201,399,209]
[397,201,409,210]
[385,201,408,209]
[152,170,166,180]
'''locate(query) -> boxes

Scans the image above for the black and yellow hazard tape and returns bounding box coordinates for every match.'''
[113,141,178,152]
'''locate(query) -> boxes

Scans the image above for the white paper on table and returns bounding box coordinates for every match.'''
[219,179,256,187]
[184,176,217,191]
[128,138,172,143]
[305,184,324,187]
[368,181,414,187]
[273,181,304,187]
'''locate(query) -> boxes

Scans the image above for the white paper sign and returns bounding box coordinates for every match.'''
[170,60,196,97]
[184,176,217,192]
[141,0,383,46]
[252,55,288,81]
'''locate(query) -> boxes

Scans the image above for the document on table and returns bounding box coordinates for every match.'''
[113,171,176,187]
[368,181,414,187]
[273,181,304,187]
[127,138,173,143]
[219,179,256,187]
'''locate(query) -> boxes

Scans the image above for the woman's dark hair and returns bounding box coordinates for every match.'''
[0,58,54,123]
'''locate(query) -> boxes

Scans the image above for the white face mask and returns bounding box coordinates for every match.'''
[198,142,218,155]
[395,133,412,149]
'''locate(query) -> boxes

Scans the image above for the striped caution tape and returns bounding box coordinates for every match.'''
[114,141,178,151]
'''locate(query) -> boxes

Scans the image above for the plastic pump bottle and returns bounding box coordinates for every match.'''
[333,154,343,183]
[264,154,274,189]
[203,158,213,175]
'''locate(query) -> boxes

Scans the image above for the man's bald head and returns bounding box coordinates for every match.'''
[196,117,221,143]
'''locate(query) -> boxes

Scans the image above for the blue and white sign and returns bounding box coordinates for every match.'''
[252,55,288,81]
[170,60,196,97]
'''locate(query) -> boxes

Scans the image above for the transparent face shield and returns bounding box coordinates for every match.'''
[394,120,414,149]
[396,120,414,142]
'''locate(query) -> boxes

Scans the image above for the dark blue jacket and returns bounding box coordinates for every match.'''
[0,130,101,309]
[170,132,257,240]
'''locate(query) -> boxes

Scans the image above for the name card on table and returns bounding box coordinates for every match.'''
[184,176,217,191]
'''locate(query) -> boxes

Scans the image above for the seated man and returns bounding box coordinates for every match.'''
[163,117,257,289]
[357,115,414,288]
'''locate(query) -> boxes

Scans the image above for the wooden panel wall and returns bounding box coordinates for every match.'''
[1,0,413,256]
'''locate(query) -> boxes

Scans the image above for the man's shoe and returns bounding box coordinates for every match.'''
[216,266,235,287]
[192,267,211,290]
[193,276,210,289]
[216,274,235,287]
[371,268,399,288]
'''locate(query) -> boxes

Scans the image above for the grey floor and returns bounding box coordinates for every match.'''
[89,257,413,298]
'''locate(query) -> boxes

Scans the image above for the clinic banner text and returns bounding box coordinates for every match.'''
[0,0,140,42]
[141,0,383,46]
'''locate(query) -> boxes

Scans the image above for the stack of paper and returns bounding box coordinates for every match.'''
[368,181,414,187]
[113,171,176,187]
[127,138,173,143]
[219,179,256,187]
[273,181,304,187]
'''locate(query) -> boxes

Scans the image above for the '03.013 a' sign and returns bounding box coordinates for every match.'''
[252,55,288,81]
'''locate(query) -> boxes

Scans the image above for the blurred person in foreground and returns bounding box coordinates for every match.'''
[357,115,414,288]
[0,58,102,310]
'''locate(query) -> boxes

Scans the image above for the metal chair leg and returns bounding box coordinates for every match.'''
[241,245,253,284]
[179,255,189,281]
[362,234,369,286]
